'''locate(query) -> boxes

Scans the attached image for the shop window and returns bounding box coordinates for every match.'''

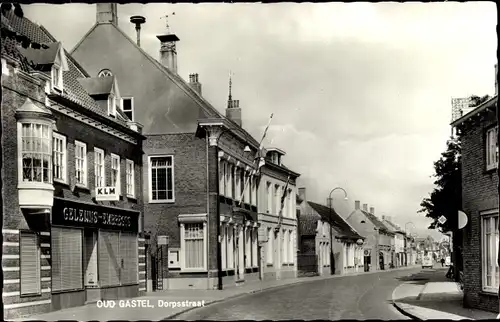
[52,227,83,292]
[20,123,52,183]
[52,132,67,183]
[149,155,174,202]
[20,231,41,295]
[98,230,120,287]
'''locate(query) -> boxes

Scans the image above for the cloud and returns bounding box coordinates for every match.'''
[21,2,496,239]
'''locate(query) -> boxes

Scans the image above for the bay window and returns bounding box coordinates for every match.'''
[21,123,52,183]
[481,211,500,292]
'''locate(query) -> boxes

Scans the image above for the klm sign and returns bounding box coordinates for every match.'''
[96,186,119,201]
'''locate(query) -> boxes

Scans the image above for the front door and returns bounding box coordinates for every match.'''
[379,252,385,270]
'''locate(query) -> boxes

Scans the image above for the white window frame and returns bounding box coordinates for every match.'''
[108,94,116,117]
[148,155,175,203]
[51,63,63,91]
[126,159,135,198]
[53,132,67,183]
[481,210,499,293]
[179,214,208,272]
[121,97,134,121]
[486,126,499,171]
[94,147,105,188]
[110,153,121,195]
[266,182,272,213]
[75,140,87,187]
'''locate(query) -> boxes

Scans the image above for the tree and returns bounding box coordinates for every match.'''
[418,135,462,233]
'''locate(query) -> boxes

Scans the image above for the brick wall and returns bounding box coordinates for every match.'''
[460,111,499,313]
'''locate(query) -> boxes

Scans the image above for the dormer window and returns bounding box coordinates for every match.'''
[51,64,63,91]
[108,94,116,117]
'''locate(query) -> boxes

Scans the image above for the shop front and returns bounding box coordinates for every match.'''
[50,197,140,310]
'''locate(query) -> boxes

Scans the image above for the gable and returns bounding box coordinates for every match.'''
[72,23,224,135]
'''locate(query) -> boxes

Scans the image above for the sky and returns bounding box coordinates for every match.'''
[23,2,497,240]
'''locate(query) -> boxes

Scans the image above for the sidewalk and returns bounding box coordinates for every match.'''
[391,267,497,320]
[11,265,420,321]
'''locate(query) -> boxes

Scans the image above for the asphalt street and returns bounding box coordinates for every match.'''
[172,267,422,320]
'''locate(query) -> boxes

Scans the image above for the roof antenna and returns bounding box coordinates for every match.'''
[160,12,175,34]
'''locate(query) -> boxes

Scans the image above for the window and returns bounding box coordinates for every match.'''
[274,185,280,215]
[288,230,293,264]
[149,156,174,202]
[226,164,233,199]
[51,64,62,90]
[121,98,134,121]
[219,160,225,197]
[111,154,120,194]
[52,227,83,291]
[221,224,227,270]
[20,231,41,295]
[481,211,500,292]
[267,227,273,264]
[108,94,116,117]
[235,168,241,201]
[94,147,105,188]
[245,226,251,268]
[20,123,52,184]
[252,228,258,266]
[266,182,272,213]
[227,226,234,269]
[52,132,66,183]
[283,229,288,265]
[126,159,135,198]
[98,69,113,77]
[183,223,205,269]
[486,127,498,170]
[75,141,87,187]
[288,189,293,218]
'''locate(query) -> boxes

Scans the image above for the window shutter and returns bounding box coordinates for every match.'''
[20,232,40,295]
[120,232,138,284]
[52,227,83,291]
[99,231,120,287]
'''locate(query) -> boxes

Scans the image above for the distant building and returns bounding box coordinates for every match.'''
[451,68,498,313]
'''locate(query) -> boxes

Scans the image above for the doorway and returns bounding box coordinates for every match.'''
[379,252,385,270]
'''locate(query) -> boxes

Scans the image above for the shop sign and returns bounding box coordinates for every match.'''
[95,186,119,201]
[52,197,139,233]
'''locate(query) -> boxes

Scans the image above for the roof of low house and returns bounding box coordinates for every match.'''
[308,201,364,240]
[2,10,131,129]
[358,210,393,234]
[383,220,405,234]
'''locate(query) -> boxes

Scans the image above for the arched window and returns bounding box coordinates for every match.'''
[98,69,113,78]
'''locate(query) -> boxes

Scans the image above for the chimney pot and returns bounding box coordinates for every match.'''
[355,200,360,210]
[189,73,202,95]
[298,187,306,202]
[96,3,118,26]
[156,33,180,74]
[382,215,385,220]
[370,207,374,215]
[362,204,368,212]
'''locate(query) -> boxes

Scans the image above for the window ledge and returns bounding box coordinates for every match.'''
[149,199,175,204]
[479,290,497,296]
[266,263,273,267]
[54,179,69,187]
[75,184,90,192]
[180,269,207,274]
[20,292,42,298]
[127,195,137,201]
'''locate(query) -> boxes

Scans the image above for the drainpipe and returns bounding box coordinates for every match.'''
[205,131,211,289]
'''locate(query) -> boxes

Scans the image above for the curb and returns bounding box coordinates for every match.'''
[164,266,421,320]
[392,301,423,321]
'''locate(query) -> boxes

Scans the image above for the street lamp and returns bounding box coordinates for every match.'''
[328,187,348,275]
[213,126,255,290]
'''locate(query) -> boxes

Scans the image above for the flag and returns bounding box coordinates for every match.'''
[258,113,273,150]
[279,175,291,212]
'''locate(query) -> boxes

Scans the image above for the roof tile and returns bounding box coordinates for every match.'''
[308,201,364,240]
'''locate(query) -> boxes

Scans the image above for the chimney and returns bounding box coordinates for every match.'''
[355,200,360,210]
[96,4,118,26]
[130,16,146,47]
[189,73,202,95]
[225,73,242,126]
[298,187,306,202]
[156,33,180,74]
[362,204,368,212]
[370,207,374,215]
[386,215,392,222]
[382,215,385,220]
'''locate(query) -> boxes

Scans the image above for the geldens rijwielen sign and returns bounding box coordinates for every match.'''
[52,197,139,233]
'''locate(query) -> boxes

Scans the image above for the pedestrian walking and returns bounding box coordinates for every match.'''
[440,258,445,267]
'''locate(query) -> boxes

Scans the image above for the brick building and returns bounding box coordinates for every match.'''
[451,93,499,312]
[257,148,300,281]
[1,11,146,319]
[345,202,395,271]
[72,3,264,290]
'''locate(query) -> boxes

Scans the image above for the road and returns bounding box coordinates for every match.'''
[172,267,422,320]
